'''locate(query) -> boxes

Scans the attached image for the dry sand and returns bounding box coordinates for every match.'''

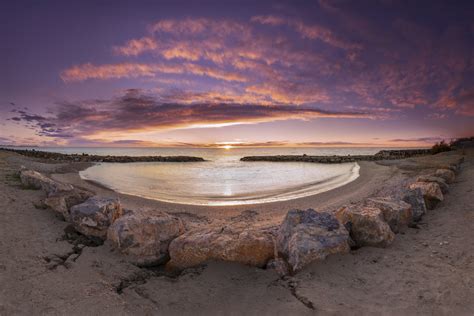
[0,149,473,315]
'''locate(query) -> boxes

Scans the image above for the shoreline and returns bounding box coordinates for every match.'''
[0,148,205,163]
[52,160,385,224]
[1,148,473,314]
[4,148,464,228]
[2,148,394,223]
[77,162,361,207]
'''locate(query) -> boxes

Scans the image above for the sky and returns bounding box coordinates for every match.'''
[1,0,474,148]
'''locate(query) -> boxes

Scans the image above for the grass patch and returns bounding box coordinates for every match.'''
[431,140,451,155]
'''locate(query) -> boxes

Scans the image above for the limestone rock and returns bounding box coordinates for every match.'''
[335,205,394,248]
[366,197,413,233]
[435,169,455,183]
[168,224,275,269]
[20,169,73,195]
[276,209,350,273]
[70,197,123,239]
[409,182,443,210]
[266,258,290,276]
[107,210,185,266]
[402,188,426,221]
[416,175,449,194]
[44,188,94,221]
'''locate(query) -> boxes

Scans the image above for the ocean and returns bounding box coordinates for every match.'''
[17,147,396,206]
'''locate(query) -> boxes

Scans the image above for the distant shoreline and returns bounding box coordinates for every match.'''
[240,149,433,164]
[0,148,205,163]
[1,147,436,165]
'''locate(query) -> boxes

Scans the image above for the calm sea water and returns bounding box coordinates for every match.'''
[18,147,396,206]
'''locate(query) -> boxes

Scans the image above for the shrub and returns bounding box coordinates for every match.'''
[431,140,451,154]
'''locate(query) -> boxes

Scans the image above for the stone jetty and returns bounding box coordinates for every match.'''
[240,149,432,164]
[0,148,205,163]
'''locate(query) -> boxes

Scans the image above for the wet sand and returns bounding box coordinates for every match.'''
[1,149,473,314]
[46,159,392,225]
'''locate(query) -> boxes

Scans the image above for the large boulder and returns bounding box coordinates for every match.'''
[20,169,73,195]
[276,209,350,273]
[70,197,123,239]
[409,182,443,210]
[168,224,275,270]
[20,168,93,221]
[44,188,94,221]
[402,188,426,221]
[107,210,185,266]
[335,205,394,248]
[416,175,449,194]
[366,198,413,233]
[435,169,455,183]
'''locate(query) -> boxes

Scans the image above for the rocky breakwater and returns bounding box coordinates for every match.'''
[1,148,205,163]
[240,149,432,164]
[275,209,350,274]
[20,167,93,221]
[108,210,186,267]
[70,196,123,240]
[18,154,463,276]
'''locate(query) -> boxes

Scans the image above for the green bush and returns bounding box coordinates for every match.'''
[431,140,451,154]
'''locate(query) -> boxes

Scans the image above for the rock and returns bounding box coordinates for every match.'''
[168,224,275,270]
[19,168,92,221]
[435,169,455,183]
[44,188,94,221]
[266,258,290,276]
[70,197,123,239]
[366,198,413,233]
[402,188,426,221]
[276,209,350,273]
[20,169,73,195]
[335,205,394,248]
[8,148,205,163]
[107,210,185,266]
[416,175,449,194]
[409,182,443,210]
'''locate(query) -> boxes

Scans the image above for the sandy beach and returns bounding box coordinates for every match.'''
[1,149,473,315]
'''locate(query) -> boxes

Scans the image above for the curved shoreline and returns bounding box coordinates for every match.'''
[1,149,472,314]
[77,162,360,207]
[49,160,390,225]
[3,149,398,225]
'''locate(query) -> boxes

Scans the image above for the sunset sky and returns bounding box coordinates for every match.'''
[1,0,473,148]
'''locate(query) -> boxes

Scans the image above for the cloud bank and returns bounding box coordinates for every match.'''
[9,89,370,140]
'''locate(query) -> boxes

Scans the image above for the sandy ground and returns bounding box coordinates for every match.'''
[0,149,473,315]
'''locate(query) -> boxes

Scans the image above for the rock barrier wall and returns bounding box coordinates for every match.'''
[1,148,205,163]
[18,153,464,275]
[241,149,432,164]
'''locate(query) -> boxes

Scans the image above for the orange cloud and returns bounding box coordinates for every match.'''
[251,15,361,50]
[246,83,330,105]
[10,89,371,140]
[61,63,247,82]
[112,37,158,56]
